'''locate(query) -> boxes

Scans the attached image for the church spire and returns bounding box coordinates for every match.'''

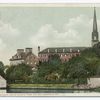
[93,7,98,32]
[92,7,99,47]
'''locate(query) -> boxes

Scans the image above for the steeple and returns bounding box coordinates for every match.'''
[92,7,99,47]
[93,7,98,32]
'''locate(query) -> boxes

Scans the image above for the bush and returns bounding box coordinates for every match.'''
[6,64,33,83]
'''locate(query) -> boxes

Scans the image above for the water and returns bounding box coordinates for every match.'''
[7,88,96,93]
[0,87,98,93]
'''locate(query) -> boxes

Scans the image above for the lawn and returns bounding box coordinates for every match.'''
[9,84,73,89]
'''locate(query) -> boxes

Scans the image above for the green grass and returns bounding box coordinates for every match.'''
[9,84,73,89]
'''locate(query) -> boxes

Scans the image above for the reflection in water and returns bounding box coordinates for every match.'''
[7,88,97,93]
[0,88,98,93]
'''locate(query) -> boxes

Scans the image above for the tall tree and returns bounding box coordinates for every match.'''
[38,54,62,81]
[62,56,89,84]
[6,64,33,83]
[0,61,5,78]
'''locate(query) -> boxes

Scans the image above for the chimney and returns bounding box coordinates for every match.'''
[38,46,40,52]
[17,49,24,55]
[25,48,32,54]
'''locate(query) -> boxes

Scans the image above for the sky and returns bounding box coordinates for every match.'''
[0,5,100,65]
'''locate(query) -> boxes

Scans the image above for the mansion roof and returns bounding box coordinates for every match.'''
[39,47,89,54]
[10,52,37,61]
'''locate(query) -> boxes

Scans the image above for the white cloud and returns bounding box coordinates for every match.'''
[63,15,91,31]
[0,38,7,64]
[30,14,94,52]
[0,20,20,37]
[0,38,6,51]
[31,24,79,47]
[1,14,100,65]
[0,20,21,65]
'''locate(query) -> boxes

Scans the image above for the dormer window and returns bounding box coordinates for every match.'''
[18,55,21,59]
[55,49,57,53]
[63,49,65,52]
[78,49,80,52]
[48,49,49,53]
[70,49,72,52]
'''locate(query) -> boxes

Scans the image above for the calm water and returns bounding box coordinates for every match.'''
[6,88,97,93]
[0,88,98,93]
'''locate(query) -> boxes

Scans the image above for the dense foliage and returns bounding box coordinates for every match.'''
[5,47,100,85]
[63,48,100,84]
[0,61,5,78]
[34,54,64,83]
[32,48,100,84]
[6,64,33,83]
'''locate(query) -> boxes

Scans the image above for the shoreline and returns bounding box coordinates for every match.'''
[7,83,96,90]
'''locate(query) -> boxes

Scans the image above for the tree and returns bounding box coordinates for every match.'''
[62,47,100,85]
[6,64,33,83]
[62,56,89,84]
[0,61,5,78]
[0,61,4,70]
[48,54,61,65]
[37,54,62,82]
[81,48,100,77]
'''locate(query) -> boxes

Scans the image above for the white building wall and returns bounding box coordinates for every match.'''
[87,78,100,88]
[10,60,24,65]
[0,76,6,88]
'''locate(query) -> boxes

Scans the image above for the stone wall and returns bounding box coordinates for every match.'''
[87,78,100,88]
[0,76,6,88]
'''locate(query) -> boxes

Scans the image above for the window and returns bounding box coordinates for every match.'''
[63,49,65,52]
[48,49,49,53]
[18,55,21,59]
[94,36,97,40]
[27,62,29,64]
[35,62,37,65]
[55,49,57,53]
[78,49,80,52]
[70,49,72,52]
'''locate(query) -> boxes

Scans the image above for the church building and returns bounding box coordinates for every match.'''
[38,8,99,63]
[92,8,99,46]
